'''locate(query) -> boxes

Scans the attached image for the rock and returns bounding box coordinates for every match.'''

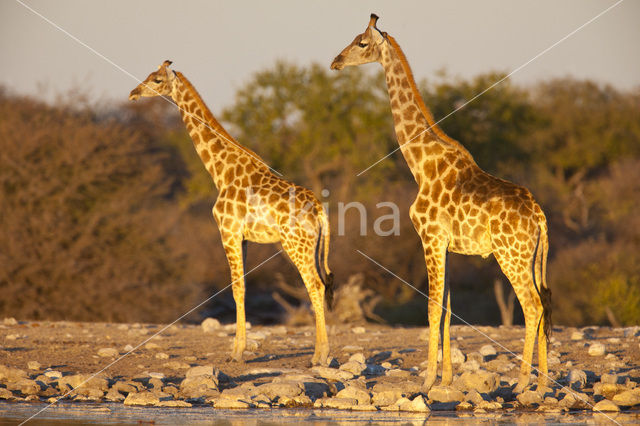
[8,379,41,396]
[517,390,543,407]
[336,385,370,405]
[144,342,160,350]
[104,388,125,402]
[479,344,497,357]
[201,318,221,333]
[124,391,160,406]
[436,347,466,364]
[164,361,190,370]
[593,399,620,412]
[351,326,366,334]
[466,389,485,405]
[460,359,480,372]
[180,374,219,399]
[44,370,62,380]
[0,365,28,382]
[568,369,587,389]
[349,353,366,364]
[570,331,584,340]
[0,388,14,399]
[456,401,473,410]
[385,368,410,378]
[123,344,134,352]
[312,366,354,381]
[3,318,17,325]
[342,345,363,353]
[254,382,303,401]
[428,385,465,403]
[186,365,215,378]
[559,391,590,410]
[600,373,618,385]
[97,348,118,358]
[314,397,358,409]
[453,370,498,393]
[112,381,142,394]
[247,331,267,340]
[612,389,640,407]
[58,374,109,394]
[588,342,606,356]
[477,400,502,410]
[593,382,625,400]
[364,364,385,376]
[372,389,403,407]
[155,352,169,360]
[399,395,430,412]
[339,360,366,376]
[212,397,251,409]
[27,361,41,371]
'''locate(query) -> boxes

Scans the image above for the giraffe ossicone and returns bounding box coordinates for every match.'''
[130,61,334,366]
[331,14,551,393]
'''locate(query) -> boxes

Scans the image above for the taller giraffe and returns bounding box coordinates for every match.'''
[129,61,334,366]
[332,15,551,393]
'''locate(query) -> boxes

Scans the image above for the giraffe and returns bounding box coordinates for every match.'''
[129,61,334,366]
[331,15,551,393]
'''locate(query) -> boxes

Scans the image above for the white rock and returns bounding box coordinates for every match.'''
[479,344,497,357]
[44,370,62,379]
[123,344,134,352]
[155,352,169,360]
[588,342,606,356]
[201,317,221,333]
[27,361,41,370]
[247,331,267,340]
[3,318,17,326]
[148,372,164,379]
[339,360,366,376]
[351,326,366,334]
[437,347,466,364]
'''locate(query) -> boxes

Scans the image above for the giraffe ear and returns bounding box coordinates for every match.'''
[162,60,173,68]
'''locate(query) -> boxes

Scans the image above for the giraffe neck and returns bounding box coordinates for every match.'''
[380,36,475,174]
[171,72,268,188]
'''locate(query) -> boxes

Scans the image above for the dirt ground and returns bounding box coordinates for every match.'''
[1,318,638,389]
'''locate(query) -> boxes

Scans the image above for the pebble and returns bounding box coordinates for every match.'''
[97,348,118,358]
[568,369,587,388]
[336,385,371,405]
[339,360,366,376]
[123,344,134,352]
[588,342,606,356]
[453,370,498,393]
[570,331,584,341]
[479,344,497,357]
[44,370,63,379]
[342,345,363,353]
[399,395,430,412]
[351,326,366,334]
[3,318,17,326]
[517,390,543,407]
[201,318,221,333]
[155,352,169,360]
[27,361,41,370]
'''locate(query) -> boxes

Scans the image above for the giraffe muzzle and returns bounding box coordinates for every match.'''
[330,55,345,70]
[128,88,141,101]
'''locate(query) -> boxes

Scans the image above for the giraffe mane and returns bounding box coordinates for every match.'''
[386,35,475,162]
[175,72,268,168]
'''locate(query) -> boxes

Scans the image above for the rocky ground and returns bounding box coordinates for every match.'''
[1,317,640,420]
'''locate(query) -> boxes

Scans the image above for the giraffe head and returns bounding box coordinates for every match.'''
[330,14,388,70]
[129,60,176,101]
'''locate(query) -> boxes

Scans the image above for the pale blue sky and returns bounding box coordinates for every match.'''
[1,0,638,113]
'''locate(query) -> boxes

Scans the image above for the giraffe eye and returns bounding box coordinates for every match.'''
[154,78,163,84]
[357,42,368,48]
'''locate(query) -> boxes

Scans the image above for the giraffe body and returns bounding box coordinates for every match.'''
[130,61,333,366]
[332,15,551,393]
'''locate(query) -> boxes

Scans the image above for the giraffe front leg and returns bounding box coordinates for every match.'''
[222,237,248,363]
[421,242,448,393]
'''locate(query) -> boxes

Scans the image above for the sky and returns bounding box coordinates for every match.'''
[1,0,639,114]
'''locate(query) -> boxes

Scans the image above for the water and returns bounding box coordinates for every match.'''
[1,403,638,426]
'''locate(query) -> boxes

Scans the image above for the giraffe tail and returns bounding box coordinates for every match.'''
[534,211,552,343]
[316,210,334,310]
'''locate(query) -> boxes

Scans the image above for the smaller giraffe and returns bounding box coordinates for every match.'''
[130,61,334,366]
[331,15,551,393]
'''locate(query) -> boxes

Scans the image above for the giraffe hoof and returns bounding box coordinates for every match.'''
[226,353,244,363]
